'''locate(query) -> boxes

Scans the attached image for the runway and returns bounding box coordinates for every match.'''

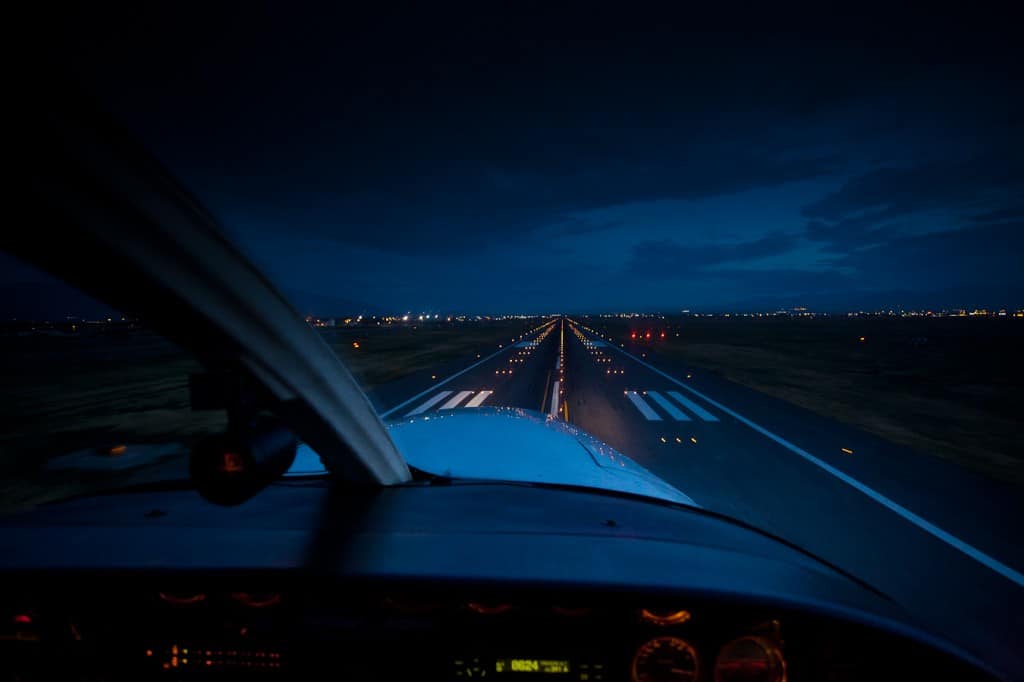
[373,316,1024,675]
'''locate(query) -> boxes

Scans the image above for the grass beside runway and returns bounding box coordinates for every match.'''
[0,319,544,513]
[322,320,543,389]
[582,315,1024,486]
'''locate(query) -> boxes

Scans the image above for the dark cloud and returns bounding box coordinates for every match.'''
[804,211,901,251]
[213,144,838,254]
[695,267,852,295]
[9,3,1023,313]
[968,205,1024,225]
[804,156,1023,222]
[835,221,1024,304]
[626,233,801,274]
[803,155,1024,250]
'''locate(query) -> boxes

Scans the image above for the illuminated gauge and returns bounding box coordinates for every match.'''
[466,602,513,615]
[714,637,786,682]
[640,608,692,626]
[632,636,699,682]
[229,592,281,608]
[158,592,206,605]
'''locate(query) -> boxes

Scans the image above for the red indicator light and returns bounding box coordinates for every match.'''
[631,331,637,339]
[231,593,282,609]
[13,614,32,624]
[645,331,652,340]
[219,452,245,473]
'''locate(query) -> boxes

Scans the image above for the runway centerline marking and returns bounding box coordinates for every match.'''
[575,323,1024,588]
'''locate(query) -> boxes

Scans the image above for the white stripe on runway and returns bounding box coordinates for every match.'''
[586,324,1024,589]
[625,391,662,420]
[381,319,556,418]
[405,391,453,416]
[440,390,474,409]
[464,390,493,407]
[646,390,691,421]
[549,381,561,418]
[667,390,719,422]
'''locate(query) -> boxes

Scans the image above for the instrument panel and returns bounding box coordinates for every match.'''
[1,579,988,682]
[136,595,787,682]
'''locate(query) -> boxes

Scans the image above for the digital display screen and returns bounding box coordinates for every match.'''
[495,659,570,674]
[454,656,603,680]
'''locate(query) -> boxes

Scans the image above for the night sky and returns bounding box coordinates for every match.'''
[10,4,1024,316]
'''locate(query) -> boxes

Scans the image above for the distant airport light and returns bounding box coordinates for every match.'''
[352,341,360,349]
[858,336,866,342]
[841,448,854,455]
[690,437,698,444]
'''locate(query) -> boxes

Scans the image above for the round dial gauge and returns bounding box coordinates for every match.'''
[715,637,786,682]
[632,636,699,682]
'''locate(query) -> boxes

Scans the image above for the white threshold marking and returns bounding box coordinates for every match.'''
[646,390,691,421]
[666,390,719,422]
[440,390,474,409]
[465,390,493,408]
[625,390,662,420]
[405,391,453,416]
[549,380,561,418]
[592,327,1024,588]
[381,320,556,418]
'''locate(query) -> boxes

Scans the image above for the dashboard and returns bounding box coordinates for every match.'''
[2,578,992,681]
[0,481,1000,681]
